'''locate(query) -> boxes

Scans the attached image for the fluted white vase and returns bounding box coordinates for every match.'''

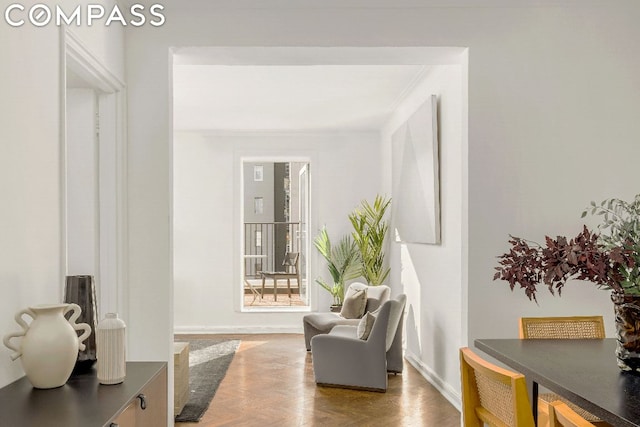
[96,313,126,385]
[2,303,91,389]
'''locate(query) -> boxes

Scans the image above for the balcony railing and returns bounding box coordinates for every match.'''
[244,222,300,278]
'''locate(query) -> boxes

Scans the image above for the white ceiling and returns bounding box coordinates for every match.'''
[172,65,430,132]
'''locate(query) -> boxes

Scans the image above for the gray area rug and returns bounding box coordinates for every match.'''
[175,339,241,422]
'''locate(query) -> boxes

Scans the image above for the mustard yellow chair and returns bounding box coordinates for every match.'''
[549,401,596,427]
[518,316,605,340]
[518,316,609,427]
[460,347,535,427]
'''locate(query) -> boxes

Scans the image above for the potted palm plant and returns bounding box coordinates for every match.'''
[348,195,391,286]
[313,226,361,311]
[493,194,640,371]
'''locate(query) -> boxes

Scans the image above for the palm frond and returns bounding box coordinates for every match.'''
[313,226,361,303]
[349,195,391,286]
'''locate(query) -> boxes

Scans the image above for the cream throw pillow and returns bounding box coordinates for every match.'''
[357,312,376,340]
[340,288,367,319]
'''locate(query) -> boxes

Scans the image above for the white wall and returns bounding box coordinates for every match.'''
[381,65,464,404]
[463,5,640,345]
[0,0,124,388]
[0,19,62,387]
[125,0,640,411]
[173,132,381,331]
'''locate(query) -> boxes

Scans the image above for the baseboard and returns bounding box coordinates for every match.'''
[173,325,304,334]
[404,351,462,411]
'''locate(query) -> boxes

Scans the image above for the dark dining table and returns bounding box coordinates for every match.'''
[475,338,640,427]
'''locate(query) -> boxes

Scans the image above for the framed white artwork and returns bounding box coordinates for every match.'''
[391,94,440,244]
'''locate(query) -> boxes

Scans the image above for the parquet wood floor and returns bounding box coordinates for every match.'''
[174,334,460,427]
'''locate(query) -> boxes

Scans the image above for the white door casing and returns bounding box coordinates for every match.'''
[61,28,128,319]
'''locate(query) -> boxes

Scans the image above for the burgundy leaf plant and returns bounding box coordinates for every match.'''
[494,226,635,302]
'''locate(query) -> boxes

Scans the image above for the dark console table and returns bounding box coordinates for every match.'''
[0,361,167,427]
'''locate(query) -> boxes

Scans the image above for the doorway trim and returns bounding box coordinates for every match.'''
[170,46,467,334]
[61,28,128,317]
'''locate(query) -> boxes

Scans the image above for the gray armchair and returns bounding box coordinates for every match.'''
[303,282,390,350]
[310,294,407,392]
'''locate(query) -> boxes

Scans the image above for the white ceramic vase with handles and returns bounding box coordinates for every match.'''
[2,303,92,389]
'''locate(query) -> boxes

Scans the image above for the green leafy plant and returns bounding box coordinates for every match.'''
[313,227,362,305]
[582,194,640,295]
[348,195,391,286]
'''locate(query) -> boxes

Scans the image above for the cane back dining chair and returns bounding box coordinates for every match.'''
[518,316,609,427]
[460,347,535,427]
[518,316,605,340]
[548,401,596,427]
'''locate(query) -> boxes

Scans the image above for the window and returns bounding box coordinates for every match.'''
[242,160,310,310]
[254,197,263,214]
[253,165,263,181]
